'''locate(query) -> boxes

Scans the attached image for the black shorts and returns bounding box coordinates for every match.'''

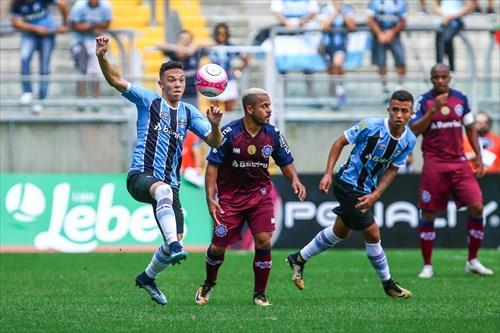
[126,170,184,235]
[332,179,375,231]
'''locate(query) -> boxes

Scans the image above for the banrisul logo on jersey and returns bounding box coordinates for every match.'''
[0,174,212,253]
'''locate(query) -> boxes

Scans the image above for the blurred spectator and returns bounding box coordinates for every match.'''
[397,152,414,174]
[418,0,429,14]
[463,111,500,173]
[181,131,207,187]
[367,0,408,103]
[208,23,248,112]
[10,0,69,114]
[319,0,356,108]
[434,0,474,72]
[473,0,496,14]
[156,30,203,107]
[271,0,320,97]
[69,0,111,112]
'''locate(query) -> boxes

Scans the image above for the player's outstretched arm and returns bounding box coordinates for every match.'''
[205,105,223,148]
[280,164,306,201]
[95,35,129,93]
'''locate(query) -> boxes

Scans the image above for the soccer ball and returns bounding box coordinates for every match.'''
[195,63,228,97]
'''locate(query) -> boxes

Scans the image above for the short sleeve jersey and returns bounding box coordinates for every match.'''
[69,0,112,42]
[337,117,416,194]
[367,0,408,30]
[207,119,293,200]
[122,84,212,189]
[411,88,473,162]
[10,0,57,32]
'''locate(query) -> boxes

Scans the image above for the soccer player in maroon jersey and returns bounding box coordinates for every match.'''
[410,63,493,278]
[194,88,307,306]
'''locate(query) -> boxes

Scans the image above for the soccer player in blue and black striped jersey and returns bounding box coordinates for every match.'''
[96,35,223,305]
[287,90,416,299]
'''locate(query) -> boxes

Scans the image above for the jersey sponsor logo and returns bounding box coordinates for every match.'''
[261,145,273,158]
[153,123,184,141]
[279,133,291,154]
[440,106,451,116]
[421,190,431,203]
[430,120,462,130]
[364,153,392,164]
[178,118,187,129]
[247,144,257,155]
[454,104,464,117]
[232,147,240,154]
[221,127,232,137]
[214,224,228,238]
[232,160,269,168]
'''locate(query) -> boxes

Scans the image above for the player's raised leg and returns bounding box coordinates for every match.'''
[135,243,171,305]
[195,244,225,305]
[287,218,347,290]
[362,223,411,299]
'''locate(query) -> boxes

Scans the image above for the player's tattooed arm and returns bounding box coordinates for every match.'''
[356,165,398,212]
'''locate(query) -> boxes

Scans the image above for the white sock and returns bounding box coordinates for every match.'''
[300,226,343,261]
[154,184,177,244]
[145,243,171,278]
[365,241,391,282]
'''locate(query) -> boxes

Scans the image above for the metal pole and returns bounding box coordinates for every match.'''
[164,0,170,42]
[149,0,157,27]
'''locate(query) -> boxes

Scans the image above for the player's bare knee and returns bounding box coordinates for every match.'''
[468,203,483,216]
[209,244,226,256]
[421,210,437,221]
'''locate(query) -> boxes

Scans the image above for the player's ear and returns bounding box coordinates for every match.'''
[157,80,163,89]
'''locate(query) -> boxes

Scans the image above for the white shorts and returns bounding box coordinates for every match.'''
[212,79,238,102]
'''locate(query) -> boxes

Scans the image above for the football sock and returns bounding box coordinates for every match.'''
[419,219,435,265]
[467,215,484,261]
[205,246,224,284]
[365,241,391,282]
[299,226,343,261]
[253,248,272,294]
[154,184,177,244]
[145,243,171,279]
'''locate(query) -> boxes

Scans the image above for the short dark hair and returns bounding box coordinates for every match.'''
[213,22,230,41]
[159,61,184,78]
[391,90,414,105]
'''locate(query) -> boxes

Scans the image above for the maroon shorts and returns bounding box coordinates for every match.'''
[211,191,275,247]
[418,159,483,211]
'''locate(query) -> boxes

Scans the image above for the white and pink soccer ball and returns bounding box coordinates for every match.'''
[195,63,228,97]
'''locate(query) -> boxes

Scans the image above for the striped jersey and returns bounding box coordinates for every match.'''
[337,117,416,194]
[207,119,293,201]
[122,84,212,189]
[411,88,473,162]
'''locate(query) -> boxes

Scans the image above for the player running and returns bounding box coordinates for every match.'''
[287,90,416,299]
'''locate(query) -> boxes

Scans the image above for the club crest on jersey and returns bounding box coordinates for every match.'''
[440,106,450,116]
[160,110,170,121]
[421,190,431,203]
[247,144,257,155]
[214,224,228,238]
[261,145,273,158]
[454,104,464,117]
[178,118,187,129]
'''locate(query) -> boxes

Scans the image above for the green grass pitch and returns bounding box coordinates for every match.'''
[1,249,499,333]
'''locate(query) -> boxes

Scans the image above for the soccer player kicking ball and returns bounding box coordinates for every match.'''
[287,90,416,299]
[95,35,223,305]
[195,88,306,306]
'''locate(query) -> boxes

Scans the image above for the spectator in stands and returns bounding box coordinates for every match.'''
[156,30,203,108]
[10,0,69,114]
[69,0,111,112]
[367,0,408,103]
[463,111,500,173]
[319,0,356,108]
[434,0,474,73]
[271,0,320,97]
[181,131,207,188]
[208,23,248,112]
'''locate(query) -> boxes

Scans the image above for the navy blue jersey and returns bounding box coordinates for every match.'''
[122,84,212,189]
[11,0,57,31]
[337,117,416,193]
[207,119,293,200]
